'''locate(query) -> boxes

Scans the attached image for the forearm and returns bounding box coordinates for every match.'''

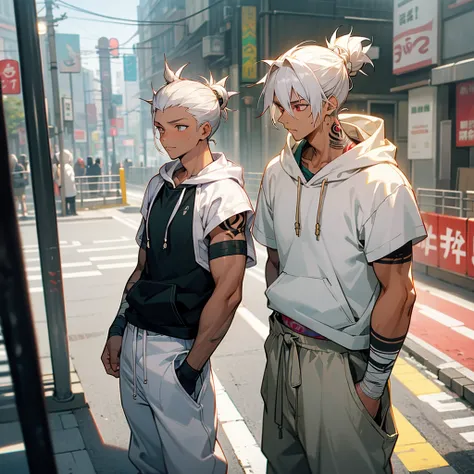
[360,285,416,399]
[265,258,279,288]
[185,289,242,371]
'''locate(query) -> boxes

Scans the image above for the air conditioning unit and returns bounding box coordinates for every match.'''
[223,6,233,21]
[202,35,225,58]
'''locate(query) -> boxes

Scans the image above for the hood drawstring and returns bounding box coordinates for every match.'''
[315,178,328,240]
[294,177,302,237]
[143,330,148,384]
[132,325,138,399]
[163,188,186,249]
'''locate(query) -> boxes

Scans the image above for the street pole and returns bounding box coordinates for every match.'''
[112,132,116,170]
[0,88,58,474]
[83,72,90,156]
[69,72,77,159]
[13,0,73,403]
[45,0,66,217]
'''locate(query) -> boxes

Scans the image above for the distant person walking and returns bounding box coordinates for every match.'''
[89,158,102,196]
[9,154,28,219]
[74,157,86,177]
[63,150,78,216]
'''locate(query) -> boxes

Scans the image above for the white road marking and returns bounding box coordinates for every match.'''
[23,241,81,253]
[97,262,136,270]
[247,269,266,285]
[418,393,467,413]
[452,326,474,341]
[417,304,464,328]
[213,374,266,474]
[237,307,269,340]
[444,417,474,429]
[27,270,102,281]
[25,257,41,263]
[23,241,68,249]
[415,281,474,312]
[112,215,140,230]
[27,262,93,272]
[89,254,137,262]
[460,431,474,443]
[77,245,137,253]
[93,237,131,244]
[29,287,43,293]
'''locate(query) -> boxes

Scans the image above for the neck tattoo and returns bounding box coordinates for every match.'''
[328,121,348,150]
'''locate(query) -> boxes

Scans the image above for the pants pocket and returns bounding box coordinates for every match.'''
[342,352,398,467]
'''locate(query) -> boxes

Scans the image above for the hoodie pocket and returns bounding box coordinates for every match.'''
[265,272,355,330]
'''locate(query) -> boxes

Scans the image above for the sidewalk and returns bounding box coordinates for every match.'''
[0,342,96,473]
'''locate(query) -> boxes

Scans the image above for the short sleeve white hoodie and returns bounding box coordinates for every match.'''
[252,114,427,350]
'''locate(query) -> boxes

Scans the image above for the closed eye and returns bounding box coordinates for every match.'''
[176,125,188,131]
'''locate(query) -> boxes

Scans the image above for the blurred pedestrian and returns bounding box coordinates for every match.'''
[9,154,28,218]
[88,157,102,196]
[74,157,86,177]
[63,149,78,216]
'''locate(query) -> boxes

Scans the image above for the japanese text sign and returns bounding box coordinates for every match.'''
[241,6,257,82]
[456,81,474,147]
[57,34,81,74]
[437,215,468,274]
[468,219,474,278]
[413,212,439,267]
[123,55,137,82]
[393,0,439,75]
[0,60,21,95]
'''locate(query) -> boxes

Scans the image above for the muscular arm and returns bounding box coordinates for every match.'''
[185,214,247,371]
[359,242,416,400]
[265,247,280,288]
[107,246,147,339]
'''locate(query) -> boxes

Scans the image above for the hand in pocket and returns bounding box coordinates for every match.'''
[175,358,201,397]
[355,382,381,419]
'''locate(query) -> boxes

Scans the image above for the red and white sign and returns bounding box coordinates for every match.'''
[393,0,439,75]
[0,59,21,95]
[110,118,124,129]
[123,139,134,147]
[438,215,468,275]
[468,219,474,278]
[110,127,117,137]
[456,81,474,147]
[448,0,474,9]
[413,212,438,267]
[74,129,86,142]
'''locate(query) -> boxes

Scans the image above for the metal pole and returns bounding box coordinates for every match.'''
[125,80,129,137]
[14,0,73,403]
[0,89,58,474]
[83,72,90,156]
[45,0,66,217]
[69,72,77,159]
[112,133,116,171]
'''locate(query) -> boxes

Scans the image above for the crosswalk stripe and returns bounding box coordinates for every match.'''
[97,262,136,270]
[452,326,474,341]
[444,417,474,429]
[27,270,101,281]
[93,237,131,244]
[417,305,464,328]
[77,245,137,253]
[460,431,474,443]
[27,262,93,272]
[89,254,137,262]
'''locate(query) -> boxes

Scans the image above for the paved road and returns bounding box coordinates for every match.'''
[17,201,474,474]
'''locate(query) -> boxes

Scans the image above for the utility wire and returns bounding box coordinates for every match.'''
[56,0,224,25]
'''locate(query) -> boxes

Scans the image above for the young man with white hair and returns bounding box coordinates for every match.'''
[252,29,427,473]
[101,59,256,474]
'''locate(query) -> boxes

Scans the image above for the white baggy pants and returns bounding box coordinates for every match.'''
[119,323,227,474]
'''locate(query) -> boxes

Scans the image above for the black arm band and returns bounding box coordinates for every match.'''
[209,240,247,260]
[107,315,127,339]
[179,359,202,381]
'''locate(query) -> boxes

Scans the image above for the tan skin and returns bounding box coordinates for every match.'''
[267,90,417,418]
[101,106,247,376]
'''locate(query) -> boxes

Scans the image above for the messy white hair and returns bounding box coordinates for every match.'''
[145,57,238,140]
[258,28,373,125]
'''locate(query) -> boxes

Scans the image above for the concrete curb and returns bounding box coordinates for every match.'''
[403,337,474,407]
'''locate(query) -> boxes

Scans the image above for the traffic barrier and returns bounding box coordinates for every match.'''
[414,212,474,278]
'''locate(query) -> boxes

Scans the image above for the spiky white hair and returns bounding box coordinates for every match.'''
[258,28,373,125]
[146,57,238,139]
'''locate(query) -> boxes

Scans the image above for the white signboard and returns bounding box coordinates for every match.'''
[62,97,73,122]
[408,86,437,160]
[393,0,438,75]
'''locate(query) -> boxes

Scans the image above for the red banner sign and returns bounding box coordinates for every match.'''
[456,81,474,147]
[413,212,439,267]
[0,59,21,95]
[110,118,124,129]
[74,129,86,141]
[468,219,474,278]
[437,215,468,274]
[110,127,117,137]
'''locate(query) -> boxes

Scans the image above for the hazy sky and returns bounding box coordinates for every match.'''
[39,0,139,78]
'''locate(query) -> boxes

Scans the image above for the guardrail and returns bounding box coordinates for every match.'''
[416,188,474,218]
[12,170,126,212]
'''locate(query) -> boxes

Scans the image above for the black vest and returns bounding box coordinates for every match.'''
[125,181,215,339]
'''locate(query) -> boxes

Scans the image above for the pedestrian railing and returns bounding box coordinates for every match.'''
[416,188,474,218]
[76,174,123,208]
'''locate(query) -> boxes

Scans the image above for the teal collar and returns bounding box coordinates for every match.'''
[293,140,314,181]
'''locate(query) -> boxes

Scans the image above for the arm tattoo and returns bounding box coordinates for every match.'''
[376,241,412,265]
[218,213,246,238]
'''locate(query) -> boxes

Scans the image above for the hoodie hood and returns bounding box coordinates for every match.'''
[159,152,244,187]
[280,114,397,186]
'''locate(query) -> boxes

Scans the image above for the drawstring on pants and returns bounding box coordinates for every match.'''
[143,330,148,384]
[132,327,148,400]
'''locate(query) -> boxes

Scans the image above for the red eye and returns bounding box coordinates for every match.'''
[294,104,308,112]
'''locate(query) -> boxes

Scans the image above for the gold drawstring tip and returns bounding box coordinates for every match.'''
[147,241,150,248]
[315,223,321,240]
[163,242,167,249]
[294,223,301,237]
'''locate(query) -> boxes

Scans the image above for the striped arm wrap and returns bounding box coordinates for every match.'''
[359,328,406,400]
[107,300,129,339]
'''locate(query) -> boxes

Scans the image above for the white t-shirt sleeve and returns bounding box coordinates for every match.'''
[252,173,277,249]
[362,184,427,263]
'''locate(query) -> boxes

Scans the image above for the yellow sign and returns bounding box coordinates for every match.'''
[241,6,257,82]
[91,131,100,143]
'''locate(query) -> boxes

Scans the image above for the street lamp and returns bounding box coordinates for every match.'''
[37,20,47,36]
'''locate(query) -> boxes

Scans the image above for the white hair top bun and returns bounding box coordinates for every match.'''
[203,72,238,119]
[326,27,373,77]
